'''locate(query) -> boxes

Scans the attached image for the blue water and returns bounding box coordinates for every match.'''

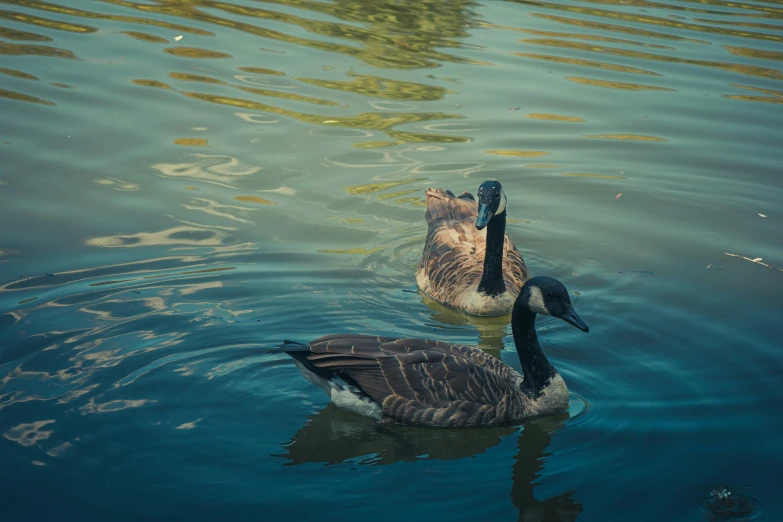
[1,0,782,520]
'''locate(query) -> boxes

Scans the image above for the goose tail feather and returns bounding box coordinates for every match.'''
[271,340,308,354]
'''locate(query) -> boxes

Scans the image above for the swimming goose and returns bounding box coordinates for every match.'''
[279,276,588,428]
[416,180,529,316]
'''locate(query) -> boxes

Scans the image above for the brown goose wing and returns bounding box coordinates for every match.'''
[423,188,478,224]
[296,335,522,427]
[418,188,485,301]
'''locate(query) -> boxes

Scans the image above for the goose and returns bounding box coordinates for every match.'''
[279,276,588,428]
[416,180,529,316]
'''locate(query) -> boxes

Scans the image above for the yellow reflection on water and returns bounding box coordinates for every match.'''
[80,398,151,414]
[8,0,214,35]
[516,0,783,43]
[523,38,783,81]
[238,67,285,76]
[530,13,708,44]
[121,30,167,43]
[345,179,424,195]
[0,87,55,105]
[235,195,276,205]
[695,18,783,31]
[328,216,364,224]
[3,0,476,142]
[297,73,454,101]
[237,86,341,107]
[514,53,661,76]
[353,141,403,149]
[3,420,55,446]
[94,177,139,191]
[0,67,38,80]
[567,76,675,91]
[174,138,209,147]
[0,8,96,33]
[516,30,676,50]
[176,419,202,430]
[169,72,227,85]
[151,154,261,188]
[178,90,465,143]
[729,84,783,97]
[79,0,479,69]
[0,40,76,58]
[0,24,52,41]
[165,71,342,106]
[583,134,667,141]
[86,225,229,248]
[527,113,585,122]
[724,45,783,62]
[547,0,733,15]
[387,130,470,143]
[724,83,783,104]
[47,441,72,457]
[164,46,231,59]
[686,0,783,17]
[131,79,173,90]
[485,149,550,157]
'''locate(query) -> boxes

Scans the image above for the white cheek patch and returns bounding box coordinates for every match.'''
[496,192,507,215]
[527,286,550,315]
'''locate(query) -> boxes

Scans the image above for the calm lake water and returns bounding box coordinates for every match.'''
[1,0,782,520]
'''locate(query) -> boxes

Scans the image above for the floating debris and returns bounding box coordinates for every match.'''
[701,485,764,521]
[758,213,767,218]
[174,35,183,41]
[724,252,783,273]
[615,193,623,199]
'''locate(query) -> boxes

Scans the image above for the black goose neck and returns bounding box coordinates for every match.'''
[511,299,556,398]
[477,210,507,297]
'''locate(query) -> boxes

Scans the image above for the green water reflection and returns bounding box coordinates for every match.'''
[1,0,782,520]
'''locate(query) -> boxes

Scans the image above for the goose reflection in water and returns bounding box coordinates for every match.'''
[418,292,509,358]
[278,405,581,521]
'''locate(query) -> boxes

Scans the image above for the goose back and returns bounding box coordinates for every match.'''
[416,188,528,315]
[285,334,566,428]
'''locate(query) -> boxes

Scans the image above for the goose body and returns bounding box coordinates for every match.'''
[281,277,589,428]
[416,182,528,316]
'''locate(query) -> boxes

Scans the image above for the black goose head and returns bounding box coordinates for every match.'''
[518,277,589,333]
[475,180,507,230]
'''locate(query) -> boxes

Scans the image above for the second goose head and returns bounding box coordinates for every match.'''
[519,276,589,333]
[475,180,507,230]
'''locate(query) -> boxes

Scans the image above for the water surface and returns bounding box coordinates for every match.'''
[1,0,782,520]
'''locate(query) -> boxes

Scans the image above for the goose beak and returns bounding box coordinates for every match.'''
[561,305,589,333]
[475,203,492,230]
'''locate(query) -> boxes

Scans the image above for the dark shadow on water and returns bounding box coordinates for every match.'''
[278,404,581,521]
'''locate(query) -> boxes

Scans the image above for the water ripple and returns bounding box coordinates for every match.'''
[1,0,782,520]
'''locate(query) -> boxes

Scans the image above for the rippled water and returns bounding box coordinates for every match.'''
[1,0,782,520]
